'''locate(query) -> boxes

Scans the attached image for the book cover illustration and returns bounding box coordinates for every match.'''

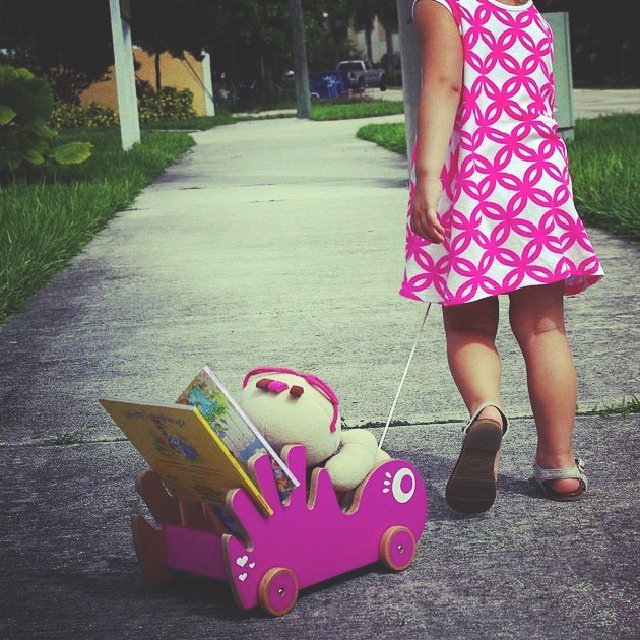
[99,398,273,516]
[176,366,299,501]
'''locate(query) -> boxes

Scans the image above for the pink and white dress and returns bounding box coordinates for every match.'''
[400,0,604,305]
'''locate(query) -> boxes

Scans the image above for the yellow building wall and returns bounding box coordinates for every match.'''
[79,48,207,115]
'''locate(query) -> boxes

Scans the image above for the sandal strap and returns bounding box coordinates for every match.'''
[533,458,588,489]
[462,400,509,436]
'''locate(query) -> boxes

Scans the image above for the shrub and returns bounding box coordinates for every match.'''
[50,101,119,129]
[49,102,86,129]
[0,66,91,177]
[84,102,119,127]
[49,85,197,131]
[138,86,196,122]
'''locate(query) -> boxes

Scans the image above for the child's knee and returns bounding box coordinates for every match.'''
[509,308,565,343]
[443,300,499,339]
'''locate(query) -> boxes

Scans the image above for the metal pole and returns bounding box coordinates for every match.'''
[397,0,422,177]
[288,0,311,118]
[543,11,575,143]
[109,0,140,150]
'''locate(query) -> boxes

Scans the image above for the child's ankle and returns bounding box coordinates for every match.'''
[477,406,503,425]
[535,450,575,468]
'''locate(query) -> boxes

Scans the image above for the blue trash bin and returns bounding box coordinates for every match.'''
[309,71,349,100]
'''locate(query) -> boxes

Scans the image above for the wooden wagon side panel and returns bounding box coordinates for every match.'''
[223,445,428,611]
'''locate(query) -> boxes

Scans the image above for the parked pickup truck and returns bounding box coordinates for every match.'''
[336,60,387,91]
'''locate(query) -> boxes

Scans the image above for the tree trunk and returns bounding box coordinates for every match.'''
[154,51,162,90]
[365,25,373,63]
[383,19,394,76]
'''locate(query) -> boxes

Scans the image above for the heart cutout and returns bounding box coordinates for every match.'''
[239,573,248,582]
[236,555,248,567]
[249,562,255,569]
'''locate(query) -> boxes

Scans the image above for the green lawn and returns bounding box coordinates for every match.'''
[141,114,238,130]
[0,129,195,324]
[357,112,640,241]
[565,113,639,240]
[309,99,404,121]
[141,100,405,126]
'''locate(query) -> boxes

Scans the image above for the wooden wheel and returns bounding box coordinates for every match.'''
[258,568,299,616]
[379,525,416,571]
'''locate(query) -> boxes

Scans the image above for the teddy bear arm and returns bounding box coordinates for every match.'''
[323,439,377,492]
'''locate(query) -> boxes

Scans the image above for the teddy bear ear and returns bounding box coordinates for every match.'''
[289,385,304,398]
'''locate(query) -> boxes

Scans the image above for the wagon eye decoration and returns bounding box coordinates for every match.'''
[383,468,416,504]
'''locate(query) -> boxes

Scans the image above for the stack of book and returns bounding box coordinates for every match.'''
[100,366,299,534]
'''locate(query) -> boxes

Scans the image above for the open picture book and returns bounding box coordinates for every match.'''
[99,366,299,532]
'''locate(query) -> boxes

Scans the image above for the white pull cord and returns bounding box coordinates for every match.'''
[378,302,432,450]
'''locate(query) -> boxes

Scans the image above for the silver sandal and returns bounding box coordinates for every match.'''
[532,457,588,502]
[445,400,509,514]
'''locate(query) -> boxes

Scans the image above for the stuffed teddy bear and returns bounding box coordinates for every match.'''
[237,366,391,492]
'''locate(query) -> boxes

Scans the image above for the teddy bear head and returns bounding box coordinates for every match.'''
[237,366,341,466]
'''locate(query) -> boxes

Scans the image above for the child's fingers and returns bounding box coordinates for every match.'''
[410,208,443,244]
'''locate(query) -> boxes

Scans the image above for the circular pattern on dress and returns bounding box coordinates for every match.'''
[400,0,604,305]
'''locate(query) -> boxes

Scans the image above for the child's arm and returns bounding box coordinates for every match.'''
[410,0,463,244]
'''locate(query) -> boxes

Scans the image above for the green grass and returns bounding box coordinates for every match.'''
[309,99,404,121]
[141,114,238,130]
[357,120,407,152]
[357,112,640,241]
[42,427,88,446]
[0,128,195,325]
[565,113,640,240]
[233,112,297,122]
[138,100,405,125]
[577,394,640,418]
[229,99,404,122]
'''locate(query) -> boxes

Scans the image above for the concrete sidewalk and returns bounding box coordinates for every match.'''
[1,115,639,639]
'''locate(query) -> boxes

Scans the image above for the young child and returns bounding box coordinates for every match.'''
[402,0,604,513]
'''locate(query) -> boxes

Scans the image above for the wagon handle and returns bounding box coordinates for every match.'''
[378,302,432,451]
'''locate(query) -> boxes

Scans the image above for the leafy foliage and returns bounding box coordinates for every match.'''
[0,0,114,103]
[50,101,118,129]
[50,85,197,130]
[138,86,196,122]
[0,65,91,177]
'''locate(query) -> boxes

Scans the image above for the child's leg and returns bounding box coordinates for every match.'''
[442,295,503,425]
[507,280,580,494]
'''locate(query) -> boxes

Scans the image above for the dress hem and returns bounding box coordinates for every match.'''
[398,270,604,306]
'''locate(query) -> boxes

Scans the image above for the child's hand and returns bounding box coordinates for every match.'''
[410,177,445,244]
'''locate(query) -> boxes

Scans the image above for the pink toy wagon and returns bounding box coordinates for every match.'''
[131,444,428,616]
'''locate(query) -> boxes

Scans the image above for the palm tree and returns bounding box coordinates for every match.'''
[375,0,398,77]
[347,0,376,63]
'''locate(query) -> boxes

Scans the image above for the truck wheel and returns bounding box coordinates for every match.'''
[379,526,416,571]
[258,567,299,616]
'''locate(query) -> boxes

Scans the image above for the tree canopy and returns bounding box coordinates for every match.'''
[0,0,636,105]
